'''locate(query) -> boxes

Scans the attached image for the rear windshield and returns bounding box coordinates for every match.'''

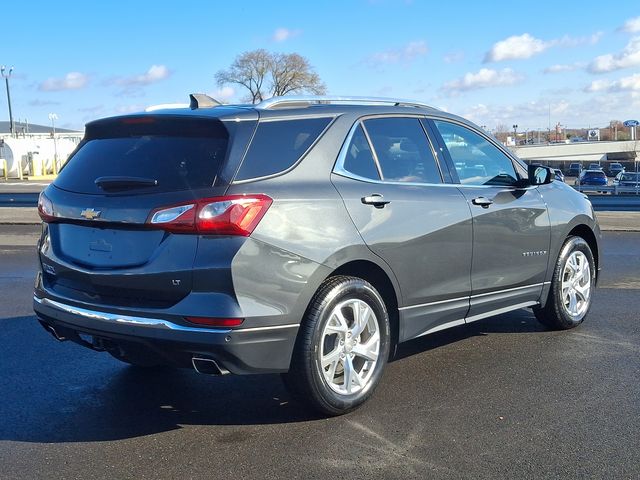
[584,171,605,177]
[55,117,229,194]
[234,117,332,181]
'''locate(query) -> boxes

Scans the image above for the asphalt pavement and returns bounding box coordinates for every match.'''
[0,229,639,479]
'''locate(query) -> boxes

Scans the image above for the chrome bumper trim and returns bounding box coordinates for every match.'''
[34,296,299,334]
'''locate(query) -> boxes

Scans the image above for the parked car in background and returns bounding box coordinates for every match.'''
[588,163,602,170]
[613,172,640,188]
[553,169,565,182]
[608,162,625,177]
[576,169,608,188]
[33,94,602,415]
[567,162,582,177]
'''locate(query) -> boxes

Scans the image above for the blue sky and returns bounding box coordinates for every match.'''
[3,0,640,131]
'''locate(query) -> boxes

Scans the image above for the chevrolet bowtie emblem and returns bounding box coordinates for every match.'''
[80,208,101,220]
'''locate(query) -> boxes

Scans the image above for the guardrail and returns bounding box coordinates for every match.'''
[572,185,640,195]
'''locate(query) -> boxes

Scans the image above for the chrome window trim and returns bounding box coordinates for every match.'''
[359,122,384,180]
[333,113,446,186]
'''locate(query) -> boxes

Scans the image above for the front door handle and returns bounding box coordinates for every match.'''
[472,196,493,208]
[361,194,390,208]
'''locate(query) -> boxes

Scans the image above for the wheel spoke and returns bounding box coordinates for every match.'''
[325,310,349,334]
[574,281,590,301]
[351,303,371,337]
[352,341,378,362]
[324,358,340,383]
[321,347,342,367]
[568,290,578,315]
[343,355,354,394]
[319,296,381,396]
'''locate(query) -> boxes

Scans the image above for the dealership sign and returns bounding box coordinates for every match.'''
[623,120,639,127]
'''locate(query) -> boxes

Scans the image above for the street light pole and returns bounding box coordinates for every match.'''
[1,66,15,137]
[48,113,59,175]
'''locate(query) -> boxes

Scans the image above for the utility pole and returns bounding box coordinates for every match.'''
[1,66,15,137]
[49,113,59,174]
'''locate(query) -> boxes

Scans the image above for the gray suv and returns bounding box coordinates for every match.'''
[34,95,601,415]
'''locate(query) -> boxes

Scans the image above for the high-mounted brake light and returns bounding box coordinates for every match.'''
[147,194,272,236]
[37,191,57,223]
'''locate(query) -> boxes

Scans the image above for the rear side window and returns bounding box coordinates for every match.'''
[364,117,442,184]
[235,117,332,181]
[55,117,229,194]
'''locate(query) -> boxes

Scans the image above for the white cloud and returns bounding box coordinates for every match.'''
[485,32,602,62]
[116,65,171,86]
[619,16,640,33]
[39,72,88,91]
[443,68,523,94]
[543,62,584,74]
[271,28,301,42]
[208,86,235,102]
[587,37,640,73]
[367,40,428,65]
[484,34,551,62]
[585,73,640,92]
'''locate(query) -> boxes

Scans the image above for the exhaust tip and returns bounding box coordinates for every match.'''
[39,321,67,342]
[192,356,228,376]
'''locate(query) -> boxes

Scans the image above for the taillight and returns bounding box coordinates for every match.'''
[185,317,244,327]
[37,191,57,223]
[148,194,272,236]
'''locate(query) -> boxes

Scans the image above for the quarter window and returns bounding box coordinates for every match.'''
[434,121,518,186]
[235,117,332,181]
[342,125,380,180]
[364,117,441,184]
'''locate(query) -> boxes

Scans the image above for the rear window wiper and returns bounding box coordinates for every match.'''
[95,176,158,190]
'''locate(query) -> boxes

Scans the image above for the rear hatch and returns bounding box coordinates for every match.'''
[39,113,251,308]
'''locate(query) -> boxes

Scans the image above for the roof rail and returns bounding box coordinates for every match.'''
[256,95,436,110]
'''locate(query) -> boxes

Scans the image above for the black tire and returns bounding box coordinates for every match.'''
[283,275,391,416]
[534,236,596,330]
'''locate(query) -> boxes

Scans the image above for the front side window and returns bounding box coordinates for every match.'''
[434,120,518,186]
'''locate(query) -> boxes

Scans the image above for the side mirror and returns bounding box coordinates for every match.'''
[527,164,554,186]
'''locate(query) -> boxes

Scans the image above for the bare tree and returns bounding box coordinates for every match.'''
[215,49,271,103]
[215,50,326,103]
[271,53,326,97]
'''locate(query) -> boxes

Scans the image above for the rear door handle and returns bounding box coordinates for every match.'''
[471,196,493,208]
[361,194,390,208]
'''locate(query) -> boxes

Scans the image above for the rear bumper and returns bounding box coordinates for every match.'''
[33,295,299,374]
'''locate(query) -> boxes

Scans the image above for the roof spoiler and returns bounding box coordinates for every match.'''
[189,93,221,109]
